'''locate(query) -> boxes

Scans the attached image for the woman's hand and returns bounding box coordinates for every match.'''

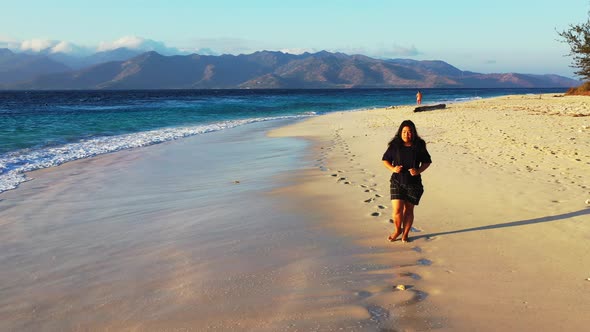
[409,168,419,176]
[382,160,404,174]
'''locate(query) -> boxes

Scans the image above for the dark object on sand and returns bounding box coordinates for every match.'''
[413,104,446,112]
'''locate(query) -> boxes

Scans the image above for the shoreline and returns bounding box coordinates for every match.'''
[0,88,567,195]
[269,93,590,330]
[1,117,431,331]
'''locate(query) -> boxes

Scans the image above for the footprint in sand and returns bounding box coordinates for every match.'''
[389,285,429,307]
[417,259,432,266]
[371,212,381,217]
[398,272,422,280]
[355,290,373,299]
[377,205,387,209]
[337,177,352,185]
[364,198,375,203]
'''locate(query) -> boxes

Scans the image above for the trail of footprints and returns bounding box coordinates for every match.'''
[455,127,589,196]
[316,128,438,328]
[322,130,386,217]
[319,129,440,239]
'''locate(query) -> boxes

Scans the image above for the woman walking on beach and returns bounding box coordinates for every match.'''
[416,91,422,105]
[382,120,431,243]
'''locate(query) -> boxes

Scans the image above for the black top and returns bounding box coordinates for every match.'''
[382,140,432,185]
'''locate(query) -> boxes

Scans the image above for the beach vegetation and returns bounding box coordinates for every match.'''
[558,11,590,86]
[565,81,590,95]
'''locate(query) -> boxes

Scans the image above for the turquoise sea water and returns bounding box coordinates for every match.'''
[0,88,566,192]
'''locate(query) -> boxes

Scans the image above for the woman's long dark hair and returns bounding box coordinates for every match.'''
[388,120,424,147]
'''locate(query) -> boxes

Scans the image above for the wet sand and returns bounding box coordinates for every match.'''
[270,93,590,331]
[0,119,437,331]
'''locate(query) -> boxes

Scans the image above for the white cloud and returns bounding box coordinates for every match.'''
[3,35,323,57]
[16,38,92,56]
[50,41,74,53]
[0,35,19,49]
[20,39,56,52]
[97,36,143,51]
[97,36,183,55]
[4,35,362,59]
[3,35,186,56]
[279,48,317,55]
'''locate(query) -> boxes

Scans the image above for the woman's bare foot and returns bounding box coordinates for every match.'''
[401,236,410,243]
[388,228,403,242]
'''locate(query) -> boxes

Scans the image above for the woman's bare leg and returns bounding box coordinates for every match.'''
[401,202,415,242]
[388,199,404,242]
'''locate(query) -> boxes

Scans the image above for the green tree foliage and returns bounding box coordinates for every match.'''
[558,13,590,81]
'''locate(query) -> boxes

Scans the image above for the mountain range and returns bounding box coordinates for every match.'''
[0,48,581,90]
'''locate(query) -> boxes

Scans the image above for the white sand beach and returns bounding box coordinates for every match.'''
[270,93,590,331]
[1,94,589,331]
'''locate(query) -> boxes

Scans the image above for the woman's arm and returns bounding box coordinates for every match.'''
[383,160,403,173]
[409,163,431,176]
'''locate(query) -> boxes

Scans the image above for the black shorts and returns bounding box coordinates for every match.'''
[390,180,424,205]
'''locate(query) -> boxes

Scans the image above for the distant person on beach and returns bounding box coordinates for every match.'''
[382,120,431,243]
[416,91,422,105]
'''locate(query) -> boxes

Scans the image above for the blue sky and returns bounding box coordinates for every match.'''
[1,0,588,78]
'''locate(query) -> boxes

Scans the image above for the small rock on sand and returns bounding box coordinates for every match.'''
[395,284,406,291]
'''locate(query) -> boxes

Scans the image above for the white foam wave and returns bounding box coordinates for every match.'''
[426,96,483,105]
[451,96,483,102]
[0,114,314,194]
